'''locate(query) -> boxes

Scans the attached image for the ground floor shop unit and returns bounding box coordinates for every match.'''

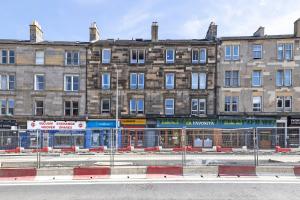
[85,120,120,148]
[156,118,277,149]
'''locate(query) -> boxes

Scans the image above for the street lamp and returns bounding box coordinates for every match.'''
[115,64,119,150]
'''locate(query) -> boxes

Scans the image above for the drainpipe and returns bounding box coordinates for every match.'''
[214,40,218,117]
[85,45,88,119]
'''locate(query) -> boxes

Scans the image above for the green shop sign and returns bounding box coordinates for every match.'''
[157,118,276,128]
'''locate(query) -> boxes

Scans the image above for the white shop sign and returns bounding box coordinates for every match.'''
[27,121,86,130]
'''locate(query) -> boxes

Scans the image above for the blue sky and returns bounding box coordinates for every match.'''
[1,0,300,41]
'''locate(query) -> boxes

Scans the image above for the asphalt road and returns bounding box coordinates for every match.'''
[0,178,299,200]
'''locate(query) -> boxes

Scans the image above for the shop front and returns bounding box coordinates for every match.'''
[0,120,18,150]
[157,118,276,148]
[120,119,146,148]
[287,116,300,148]
[26,121,86,148]
[86,120,119,148]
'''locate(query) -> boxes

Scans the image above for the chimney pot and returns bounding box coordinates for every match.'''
[151,21,158,42]
[253,26,265,37]
[30,20,43,43]
[205,22,217,41]
[90,22,100,42]
[294,18,300,37]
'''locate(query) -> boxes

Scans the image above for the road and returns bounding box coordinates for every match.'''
[0,177,299,200]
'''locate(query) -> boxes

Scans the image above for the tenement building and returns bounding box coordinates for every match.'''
[218,19,300,148]
[0,21,87,149]
[2,19,300,150]
[86,22,218,148]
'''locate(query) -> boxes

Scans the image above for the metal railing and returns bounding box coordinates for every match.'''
[0,127,299,168]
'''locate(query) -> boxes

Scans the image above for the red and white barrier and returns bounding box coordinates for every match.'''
[118,146,134,152]
[216,146,233,153]
[218,165,256,176]
[73,167,111,179]
[275,146,291,153]
[146,166,183,177]
[144,146,161,152]
[172,146,202,152]
[0,168,37,180]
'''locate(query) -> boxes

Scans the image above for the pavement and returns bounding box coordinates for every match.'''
[1,152,300,167]
[0,176,299,200]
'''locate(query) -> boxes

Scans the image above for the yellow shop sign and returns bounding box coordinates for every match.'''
[121,119,146,125]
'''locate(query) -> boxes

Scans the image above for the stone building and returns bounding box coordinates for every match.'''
[0,21,87,148]
[218,19,300,148]
[86,22,218,148]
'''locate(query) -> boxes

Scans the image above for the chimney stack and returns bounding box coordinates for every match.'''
[30,20,43,43]
[294,18,300,37]
[89,22,100,42]
[205,22,217,41]
[253,26,265,37]
[151,22,158,42]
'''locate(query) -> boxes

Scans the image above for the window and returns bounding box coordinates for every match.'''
[35,50,44,65]
[276,69,292,87]
[8,99,14,115]
[285,44,293,60]
[192,48,206,64]
[253,96,262,112]
[65,51,80,65]
[224,45,239,60]
[277,96,292,112]
[165,73,175,89]
[192,49,199,63]
[166,49,175,63]
[1,100,6,115]
[130,49,145,64]
[277,43,293,61]
[130,73,144,89]
[165,98,174,115]
[232,45,239,60]
[224,96,239,112]
[64,101,79,116]
[34,74,45,91]
[224,71,239,87]
[200,48,206,63]
[101,99,110,114]
[102,49,111,64]
[191,99,206,116]
[0,99,14,115]
[191,73,207,89]
[9,50,15,64]
[130,99,144,114]
[64,75,79,91]
[35,101,44,116]
[0,74,15,90]
[102,73,110,89]
[252,45,262,59]
[1,50,15,64]
[8,75,15,90]
[1,50,7,64]
[225,46,231,60]
[252,71,262,87]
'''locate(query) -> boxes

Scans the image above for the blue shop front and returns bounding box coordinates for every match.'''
[86,120,121,148]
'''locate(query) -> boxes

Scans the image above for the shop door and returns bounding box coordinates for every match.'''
[276,123,286,147]
[259,131,272,149]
